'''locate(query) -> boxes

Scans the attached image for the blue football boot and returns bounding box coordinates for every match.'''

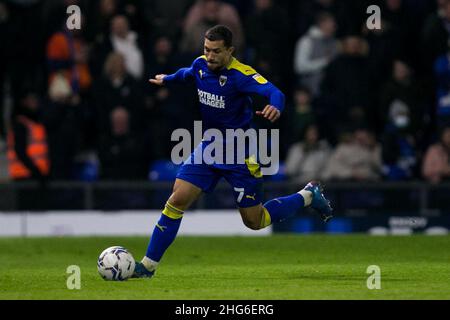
[131,262,155,279]
[304,181,333,222]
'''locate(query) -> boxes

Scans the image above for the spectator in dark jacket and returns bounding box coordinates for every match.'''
[380,60,426,136]
[287,86,316,146]
[245,0,289,87]
[93,52,145,135]
[42,75,84,180]
[98,107,147,180]
[421,0,450,74]
[381,102,418,181]
[319,35,371,133]
[434,47,450,127]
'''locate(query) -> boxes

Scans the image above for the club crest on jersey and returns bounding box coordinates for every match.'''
[219,75,227,86]
[199,69,204,79]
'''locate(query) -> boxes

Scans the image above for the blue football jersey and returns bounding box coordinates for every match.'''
[163,56,285,131]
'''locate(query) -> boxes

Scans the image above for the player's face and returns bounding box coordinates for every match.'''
[204,39,234,71]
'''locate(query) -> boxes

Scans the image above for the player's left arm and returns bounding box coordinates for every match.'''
[238,73,285,123]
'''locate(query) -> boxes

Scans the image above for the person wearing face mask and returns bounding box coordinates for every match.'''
[381,102,418,180]
[379,59,425,136]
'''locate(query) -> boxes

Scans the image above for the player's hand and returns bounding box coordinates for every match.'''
[256,105,281,123]
[149,74,166,86]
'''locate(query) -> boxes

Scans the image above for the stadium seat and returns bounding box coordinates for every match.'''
[148,160,181,181]
[326,218,353,233]
[73,160,99,182]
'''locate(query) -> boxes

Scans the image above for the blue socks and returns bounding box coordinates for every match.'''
[145,193,305,265]
[263,193,305,224]
[146,202,183,262]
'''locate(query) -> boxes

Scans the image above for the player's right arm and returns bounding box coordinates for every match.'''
[237,71,285,123]
[149,58,200,86]
[148,74,167,86]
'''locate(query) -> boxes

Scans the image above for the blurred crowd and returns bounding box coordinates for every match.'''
[1,0,450,184]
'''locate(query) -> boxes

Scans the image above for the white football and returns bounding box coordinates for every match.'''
[97,246,136,281]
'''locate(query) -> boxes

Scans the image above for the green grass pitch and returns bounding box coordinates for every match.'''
[0,235,449,300]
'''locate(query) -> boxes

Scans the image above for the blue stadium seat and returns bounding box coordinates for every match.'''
[73,161,99,181]
[148,160,181,181]
[326,218,353,234]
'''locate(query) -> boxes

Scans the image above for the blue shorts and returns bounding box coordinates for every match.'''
[176,144,263,208]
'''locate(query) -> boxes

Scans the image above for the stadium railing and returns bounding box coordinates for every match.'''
[0,180,448,216]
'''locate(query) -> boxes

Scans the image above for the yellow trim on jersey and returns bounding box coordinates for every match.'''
[162,202,184,219]
[260,207,272,228]
[227,57,268,83]
[227,57,257,75]
[245,155,263,178]
[197,55,207,60]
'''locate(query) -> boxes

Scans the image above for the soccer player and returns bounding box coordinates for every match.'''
[133,25,333,278]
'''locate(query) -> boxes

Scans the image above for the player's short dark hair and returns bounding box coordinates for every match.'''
[205,25,233,48]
